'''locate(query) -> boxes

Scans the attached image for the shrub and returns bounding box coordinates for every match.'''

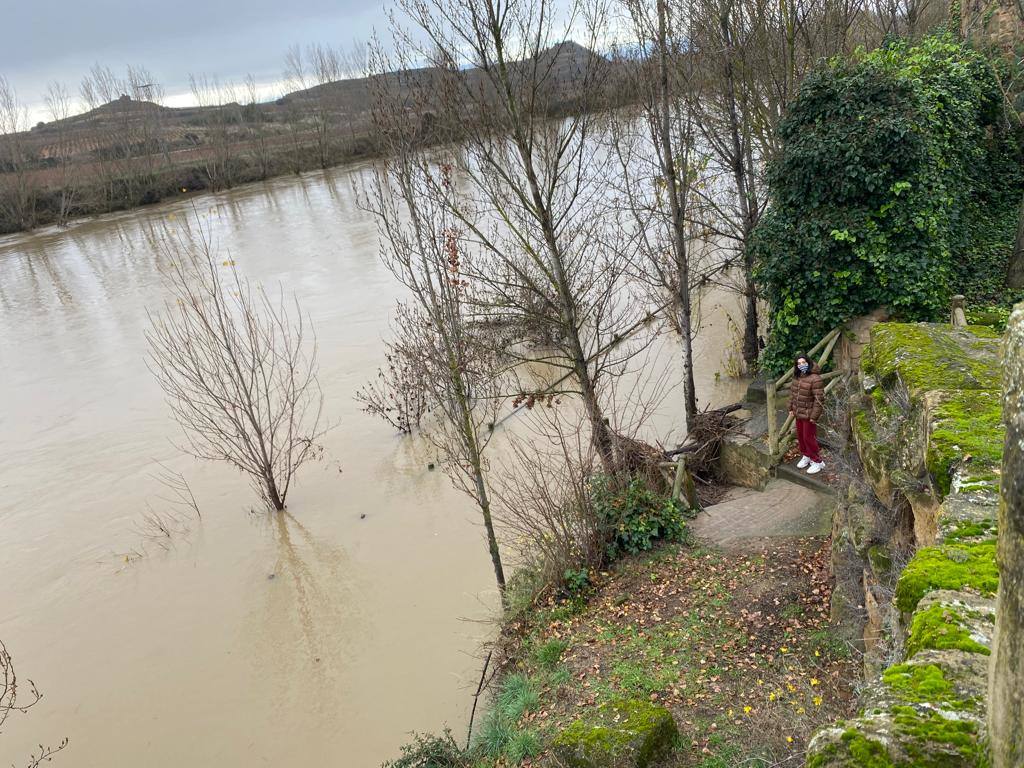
[383,730,470,768]
[592,475,688,561]
[752,34,1024,372]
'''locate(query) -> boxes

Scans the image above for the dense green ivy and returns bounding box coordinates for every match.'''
[752,35,1024,372]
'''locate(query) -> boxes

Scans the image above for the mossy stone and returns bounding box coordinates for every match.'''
[894,542,998,613]
[551,699,678,768]
[926,390,1003,497]
[906,602,993,658]
[863,323,1000,395]
[806,706,987,767]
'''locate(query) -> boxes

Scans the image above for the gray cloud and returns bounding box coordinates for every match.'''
[2,0,387,106]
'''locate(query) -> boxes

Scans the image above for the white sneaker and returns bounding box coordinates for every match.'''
[796,456,811,469]
[807,461,824,475]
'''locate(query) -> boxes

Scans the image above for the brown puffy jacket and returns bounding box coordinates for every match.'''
[789,363,825,422]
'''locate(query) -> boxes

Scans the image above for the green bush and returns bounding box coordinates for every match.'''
[383,730,470,768]
[752,34,1024,372]
[591,475,688,561]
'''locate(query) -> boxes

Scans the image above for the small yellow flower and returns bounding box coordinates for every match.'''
[769,692,777,701]
[743,705,752,714]
[780,646,789,653]
[787,736,794,744]
[757,679,764,686]
[796,706,806,714]
[814,649,821,657]
[787,683,796,692]
[814,695,823,707]
[810,678,820,686]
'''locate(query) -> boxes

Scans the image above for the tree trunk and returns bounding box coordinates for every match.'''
[266,475,285,511]
[655,0,698,420]
[990,301,1024,766]
[720,5,761,367]
[1007,192,1024,290]
[743,278,759,364]
[473,470,506,597]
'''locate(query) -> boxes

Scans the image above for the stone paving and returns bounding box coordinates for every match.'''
[691,478,834,548]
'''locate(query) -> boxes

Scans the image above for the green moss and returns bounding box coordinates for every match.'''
[551,699,678,768]
[926,390,1004,497]
[894,543,998,613]
[890,706,985,766]
[964,324,1001,339]
[905,603,991,658]
[806,729,896,768]
[942,518,997,542]
[881,663,974,709]
[807,709,987,767]
[865,324,1000,395]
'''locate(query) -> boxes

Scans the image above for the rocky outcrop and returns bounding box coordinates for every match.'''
[807,322,1002,766]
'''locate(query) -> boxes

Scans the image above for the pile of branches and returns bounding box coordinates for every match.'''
[608,403,747,505]
[671,403,746,480]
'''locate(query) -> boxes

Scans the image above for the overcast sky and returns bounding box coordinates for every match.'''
[2,0,388,117]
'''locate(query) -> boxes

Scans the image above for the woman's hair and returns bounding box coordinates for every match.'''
[793,353,811,378]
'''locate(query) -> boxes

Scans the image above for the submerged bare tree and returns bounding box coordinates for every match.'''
[146,226,325,511]
[355,335,430,434]
[362,136,508,593]
[1,640,68,767]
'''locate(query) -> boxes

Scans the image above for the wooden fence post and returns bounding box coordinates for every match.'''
[672,456,698,510]
[766,378,778,457]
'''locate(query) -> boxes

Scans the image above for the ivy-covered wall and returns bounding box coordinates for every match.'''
[752,34,1024,373]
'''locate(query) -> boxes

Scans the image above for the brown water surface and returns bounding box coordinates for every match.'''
[0,163,747,766]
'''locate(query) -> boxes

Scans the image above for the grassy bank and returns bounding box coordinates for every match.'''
[389,533,859,767]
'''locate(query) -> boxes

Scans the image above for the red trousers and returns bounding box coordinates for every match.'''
[796,419,822,463]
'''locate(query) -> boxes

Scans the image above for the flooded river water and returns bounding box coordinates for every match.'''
[0,163,747,766]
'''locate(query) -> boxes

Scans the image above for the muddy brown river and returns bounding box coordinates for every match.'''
[0,163,747,766]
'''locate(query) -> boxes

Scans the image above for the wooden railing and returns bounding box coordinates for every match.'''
[765,325,848,458]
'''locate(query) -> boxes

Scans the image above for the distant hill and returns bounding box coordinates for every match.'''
[0,40,619,234]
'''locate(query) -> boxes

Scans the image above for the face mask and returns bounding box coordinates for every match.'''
[798,362,809,374]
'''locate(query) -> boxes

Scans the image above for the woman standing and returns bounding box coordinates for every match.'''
[789,354,826,474]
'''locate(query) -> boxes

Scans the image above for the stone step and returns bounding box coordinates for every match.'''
[775,462,836,496]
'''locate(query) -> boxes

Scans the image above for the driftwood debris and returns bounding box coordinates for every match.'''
[609,403,747,506]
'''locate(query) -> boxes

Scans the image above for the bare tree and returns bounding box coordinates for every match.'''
[383,0,643,473]
[608,0,707,418]
[243,75,274,180]
[1,640,68,767]
[0,75,37,231]
[145,225,325,511]
[189,74,243,190]
[492,410,604,596]
[355,335,431,434]
[362,139,508,593]
[43,81,79,225]
[79,63,169,210]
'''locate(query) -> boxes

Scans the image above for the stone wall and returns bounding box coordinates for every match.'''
[963,0,1023,52]
[806,322,1003,766]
